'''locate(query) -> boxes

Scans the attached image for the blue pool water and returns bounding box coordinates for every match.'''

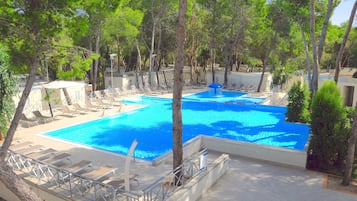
[46,91,310,161]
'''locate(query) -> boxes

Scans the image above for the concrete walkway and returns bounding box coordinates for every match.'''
[199,154,357,201]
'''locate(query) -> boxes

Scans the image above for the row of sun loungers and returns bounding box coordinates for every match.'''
[19,86,164,128]
[20,111,56,128]
[19,98,123,127]
[5,140,139,200]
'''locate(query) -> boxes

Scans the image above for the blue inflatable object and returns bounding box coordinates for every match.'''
[208,83,223,95]
[208,83,223,88]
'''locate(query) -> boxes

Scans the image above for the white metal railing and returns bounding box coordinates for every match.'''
[6,150,141,201]
[6,147,210,201]
[142,149,208,201]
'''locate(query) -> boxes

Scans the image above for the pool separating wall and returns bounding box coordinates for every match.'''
[152,135,307,168]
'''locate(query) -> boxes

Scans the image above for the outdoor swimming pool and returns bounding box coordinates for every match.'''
[46,91,310,161]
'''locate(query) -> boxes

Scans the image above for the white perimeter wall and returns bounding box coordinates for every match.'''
[200,135,307,168]
[154,135,307,169]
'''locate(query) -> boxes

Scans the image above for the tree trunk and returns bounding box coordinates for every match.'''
[299,21,312,91]
[0,58,42,201]
[257,32,277,92]
[135,39,143,88]
[334,0,357,83]
[149,21,156,87]
[172,0,187,185]
[310,0,319,98]
[116,37,121,74]
[342,101,357,185]
[210,48,215,83]
[94,28,101,90]
[223,0,240,88]
[317,0,333,62]
[89,39,94,91]
[223,45,230,88]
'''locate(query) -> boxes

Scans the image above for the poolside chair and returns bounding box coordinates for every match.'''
[65,160,92,173]
[106,96,125,108]
[73,103,98,112]
[85,100,104,110]
[16,145,45,155]
[20,114,39,127]
[40,153,71,165]
[52,160,93,187]
[7,146,51,171]
[6,143,38,169]
[32,111,54,123]
[103,89,117,100]
[80,166,117,181]
[95,99,113,109]
[26,148,57,159]
[62,105,81,116]
[22,148,58,169]
[29,153,71,179]
[99,173,139,199]
[73,166,117,195]
[94,90,104,99]
[9,141,34,151]
[103,173,139,189]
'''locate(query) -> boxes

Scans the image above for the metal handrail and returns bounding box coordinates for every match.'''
[5,150,141,201]
[142,149,208,201]
[6,147,209,201]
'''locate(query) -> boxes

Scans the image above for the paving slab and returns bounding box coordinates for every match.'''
[199,154,357,201]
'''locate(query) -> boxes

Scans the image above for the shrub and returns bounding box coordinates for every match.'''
[286,81,310,123]
[0,46,16,139]
[307,80,349,170]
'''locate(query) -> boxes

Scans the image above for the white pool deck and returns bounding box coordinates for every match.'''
[5,91,357,201]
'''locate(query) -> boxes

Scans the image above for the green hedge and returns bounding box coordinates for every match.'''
[307,80,349,170]
[286,81,310,123]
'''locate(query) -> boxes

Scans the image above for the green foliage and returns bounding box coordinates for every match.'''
[286,81,310,123]
[0,45,17,137]
[271,67,289,89]
[56,54,97,80]
[44,32,99,80]
[0,0,79,70]
[308,80,349,171]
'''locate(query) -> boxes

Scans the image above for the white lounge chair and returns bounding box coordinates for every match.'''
[85,100,103,110]
[62,105,81,116]
[40,153,71,165]
[103,173,139,189]
[73,103,98,112]
[65,160,92,173]
[9,141,34,151]
[80,166,117,181]
[32,111,54,123]
[16,145,45,155]
[73,166,117,195]
[95,99,112,109]
[53,160,93,187]
[20,114,39,127]
[30,153,71,179]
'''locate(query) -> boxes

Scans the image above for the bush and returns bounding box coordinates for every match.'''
[286,81,310,123]
[307,80,349,170]
[0,46,16,139]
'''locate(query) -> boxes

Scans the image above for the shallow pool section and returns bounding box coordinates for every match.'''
[46,91,310,161]
[183,90,265,104]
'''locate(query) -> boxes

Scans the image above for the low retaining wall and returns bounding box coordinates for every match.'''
[201,135,307,168]
[0,180,69,201]
[167,154,230,201]
[153,135,307,168]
